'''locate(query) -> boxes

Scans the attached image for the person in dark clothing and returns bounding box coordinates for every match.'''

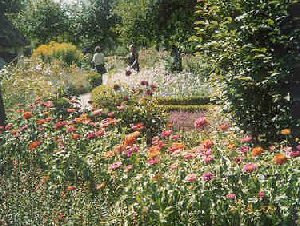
[127,44,140,72]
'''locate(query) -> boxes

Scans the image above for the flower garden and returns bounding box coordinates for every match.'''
[1,73,300,225]
[1,0,300,225]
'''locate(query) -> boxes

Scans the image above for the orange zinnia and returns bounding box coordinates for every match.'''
[29,141,42,150]
[72,134,81,140]
[273,153,288,165]
[24,111,33,120]
[37,119,46,125]
[148,146,160,159]
[252,146,264,157]
[169,142,185,153]
[124,131,141,146]
[280,129,291,135]
[202,139,214,149]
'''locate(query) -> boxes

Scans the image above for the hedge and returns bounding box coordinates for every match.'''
[155,96,212,105]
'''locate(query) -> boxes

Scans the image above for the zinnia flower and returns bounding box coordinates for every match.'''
[203,155,214,164]
[243,163,258,173]
[23,112,33,120]
[252,146,264,157]
[258,191,265,199]
[185,173,197,182]
[273,153,288,165]
[202,139,214,149]
[67,108,76,113]
[67,186,76,191]
[241,136,252,143]
[219,123,230,131]
[202,172,214,182]
[194,117,209,130]
[226,193,236,199]
[148,146,160,159]
[72,134,81,140]
[240,146,250,154]
[161,130,172,138]
[280,128,291,135]
[110,161,122,170]
[29,141,42,150]
[148,157,160,165]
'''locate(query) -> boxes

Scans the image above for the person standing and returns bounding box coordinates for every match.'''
[92,46,106,84]
[127,44,140,73]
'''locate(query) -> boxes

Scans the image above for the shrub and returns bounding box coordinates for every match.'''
[92,85,126,110]
[156,96,211,105]
[92,84,167,143]
[195,1,295,142]
[159,104,213,112]
[32,41,83,66]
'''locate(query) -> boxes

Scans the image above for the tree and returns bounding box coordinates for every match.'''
[68,0,119,50]
[0,0,25,14]
[13,0,69,45]
[114,0,197,50]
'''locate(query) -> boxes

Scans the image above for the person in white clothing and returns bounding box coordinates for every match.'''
[92,46,106,75]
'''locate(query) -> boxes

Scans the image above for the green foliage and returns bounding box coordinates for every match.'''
[92,84,167,143]
[159,104,213,112]
[68,0,119,49]
[0,0,24,13]
[92,85,126,110]
[114,0,197,49]
[13,0,69,45]
[195,0,297,142]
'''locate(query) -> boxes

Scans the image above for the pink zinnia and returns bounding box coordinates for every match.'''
[185,173,197,182]
[203,155,214,164]
[87,132,96,139]
[239,146,250,154]
[289,150,300,158]
[161,130,172,138]
[67,126,77,133]
[170,163,179,170]
[194,117,209,130]
[258,191,265,199]
[243,163,258,173]
[241,136,252,143]
[110,161,122,170]
[202,172,214,182]
[183,153,196,160]
[226,193,236,199]
[148,157,160,165]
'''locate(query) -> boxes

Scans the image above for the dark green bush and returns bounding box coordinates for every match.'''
[195,0,297,142]
[159,104,213,112]
[156,96,211,105]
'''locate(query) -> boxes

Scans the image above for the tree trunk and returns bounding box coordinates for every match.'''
[0,86,6,126]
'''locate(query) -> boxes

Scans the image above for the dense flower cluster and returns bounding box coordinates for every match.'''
[1,96,299,225]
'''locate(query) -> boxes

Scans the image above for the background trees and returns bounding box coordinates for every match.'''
[13,0,69,45]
